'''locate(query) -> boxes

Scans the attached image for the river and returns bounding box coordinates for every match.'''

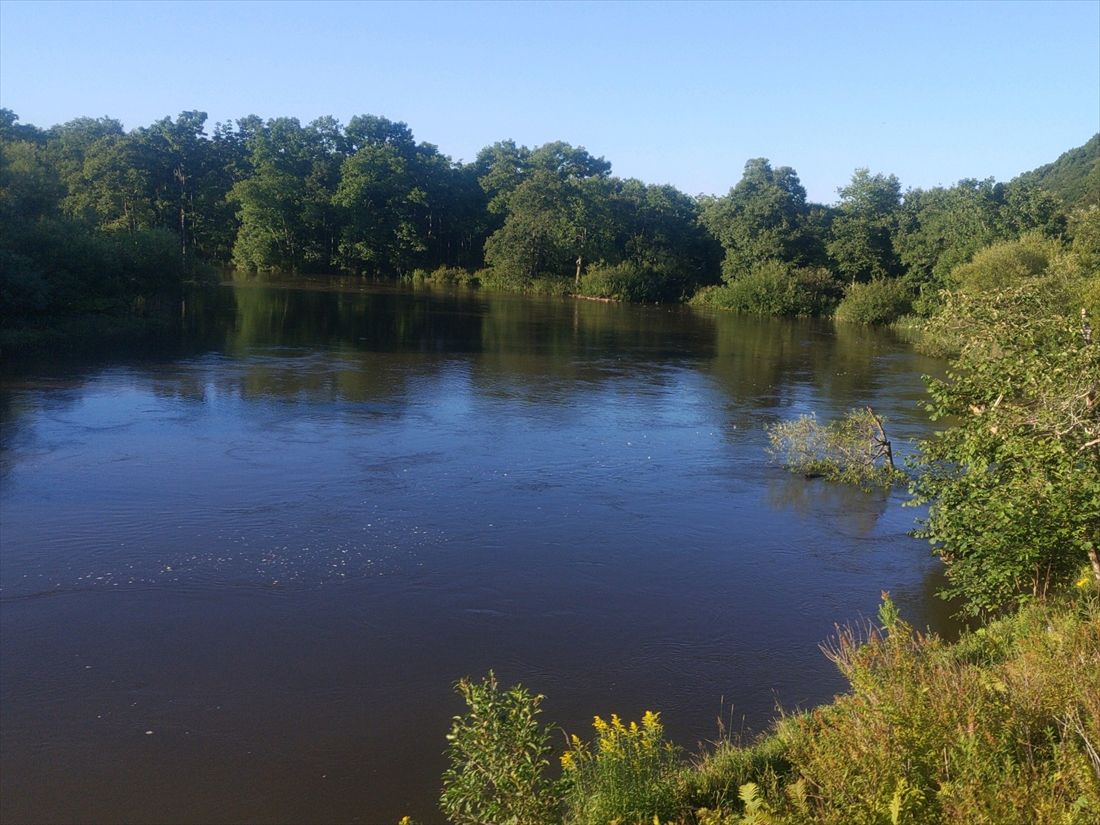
[1,280,951,824]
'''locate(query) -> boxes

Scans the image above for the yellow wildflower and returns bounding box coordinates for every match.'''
[1077,576,1092,588]
[560,751,574,770]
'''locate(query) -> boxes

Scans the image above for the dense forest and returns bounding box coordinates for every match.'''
[1,108,1097,344]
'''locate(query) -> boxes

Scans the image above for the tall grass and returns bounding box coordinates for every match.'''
[439,591,1100,824]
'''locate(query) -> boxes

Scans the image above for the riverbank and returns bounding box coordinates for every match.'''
[437,590,1100,825]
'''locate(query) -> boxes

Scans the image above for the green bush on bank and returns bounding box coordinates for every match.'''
[475,266,573,296]
[576,261,676,303]
[407,266,479,287]
[690,262,842,317]
[0,217,203,321]
[910,279,1100,616]
[834,278,914,325]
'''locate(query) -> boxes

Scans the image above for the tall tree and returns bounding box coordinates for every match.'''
[699,158,821,280]
[480,142,612,285]
[827,168,902,283]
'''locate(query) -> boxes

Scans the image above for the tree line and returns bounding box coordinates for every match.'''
[1,108,1096,326]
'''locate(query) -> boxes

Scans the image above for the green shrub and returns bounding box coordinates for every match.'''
[441,672,559,825]
[681,593,1100,825]
[561,711,680,825]
[691,262,841,316]
[577,260,671,303]
[767,407,904,489]
[438,595,1100,824]
[475,266,571,295]
[835,278,913,325]
[411,266,478,287]
[948,233,1057,295]
[910,280,1100,615]
[0,248,50,316]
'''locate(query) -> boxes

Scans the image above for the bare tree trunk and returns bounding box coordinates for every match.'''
[1088,544,1100,584]
[575,255,582,287]
[867,407,895,468]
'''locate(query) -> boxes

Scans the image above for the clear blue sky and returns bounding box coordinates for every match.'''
[1,0,1097,203]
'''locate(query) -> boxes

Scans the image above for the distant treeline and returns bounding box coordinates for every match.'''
[1,108,1097,329]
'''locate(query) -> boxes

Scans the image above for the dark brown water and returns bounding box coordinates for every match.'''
[1,281,951,824]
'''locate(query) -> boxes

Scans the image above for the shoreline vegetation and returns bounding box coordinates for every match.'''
[434,591,1099,825]
[2,109,1097,822]
[2,109,1097,353]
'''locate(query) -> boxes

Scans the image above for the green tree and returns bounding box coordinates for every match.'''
[910,278,1100,615]
[228,116,342,272]
[333,138,424,274]
[700,158,823,280]
[606,179,721,297]
[481,142,612,287]
[827,168,902,283]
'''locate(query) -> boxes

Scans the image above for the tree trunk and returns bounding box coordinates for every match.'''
[575,255,582,287]
[1088,544,1100,584]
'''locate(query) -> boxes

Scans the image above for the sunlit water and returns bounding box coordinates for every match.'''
[1,281,951,824]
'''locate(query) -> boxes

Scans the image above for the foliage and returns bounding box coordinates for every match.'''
[441,672,559,825]
[910,280,1100,616]
[699,158,823,280]
[691,262,841,317]
[477,143,616,289]
[1012,133,1100,209]
[947,232,1057,295]
[577,260,673,303]
[827,168,903,283]
[2,107,1094,339]
[476,267,573,295]
[408,266,479,287]
[767,407,904,489]
[440,595,1100,825]
[676,593,1100,824]
[892,178,1062,316]
[834,278,913,325]
[772,593,1100,824]
[561,711,680,825]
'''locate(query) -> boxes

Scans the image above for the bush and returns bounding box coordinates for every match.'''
[0,248,50,316]
[691,262,842,316]
[561,711,680,825]
[948,233,1057,295]
[576,260,672,303]
[441,672,559,825]
[910,280,1100,615]
[681,593,1100,825]
[475,266,572,295]
[834,278,913,325]
[438,595,1100,824]
[767,407,904,489]
[408,266,478,287]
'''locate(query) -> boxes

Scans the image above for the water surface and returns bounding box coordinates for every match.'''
[1,282,949,824]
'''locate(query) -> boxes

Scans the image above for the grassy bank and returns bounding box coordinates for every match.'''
[437,590,1099,825]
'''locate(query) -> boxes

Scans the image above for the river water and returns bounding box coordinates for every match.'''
[1,281,951,824]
